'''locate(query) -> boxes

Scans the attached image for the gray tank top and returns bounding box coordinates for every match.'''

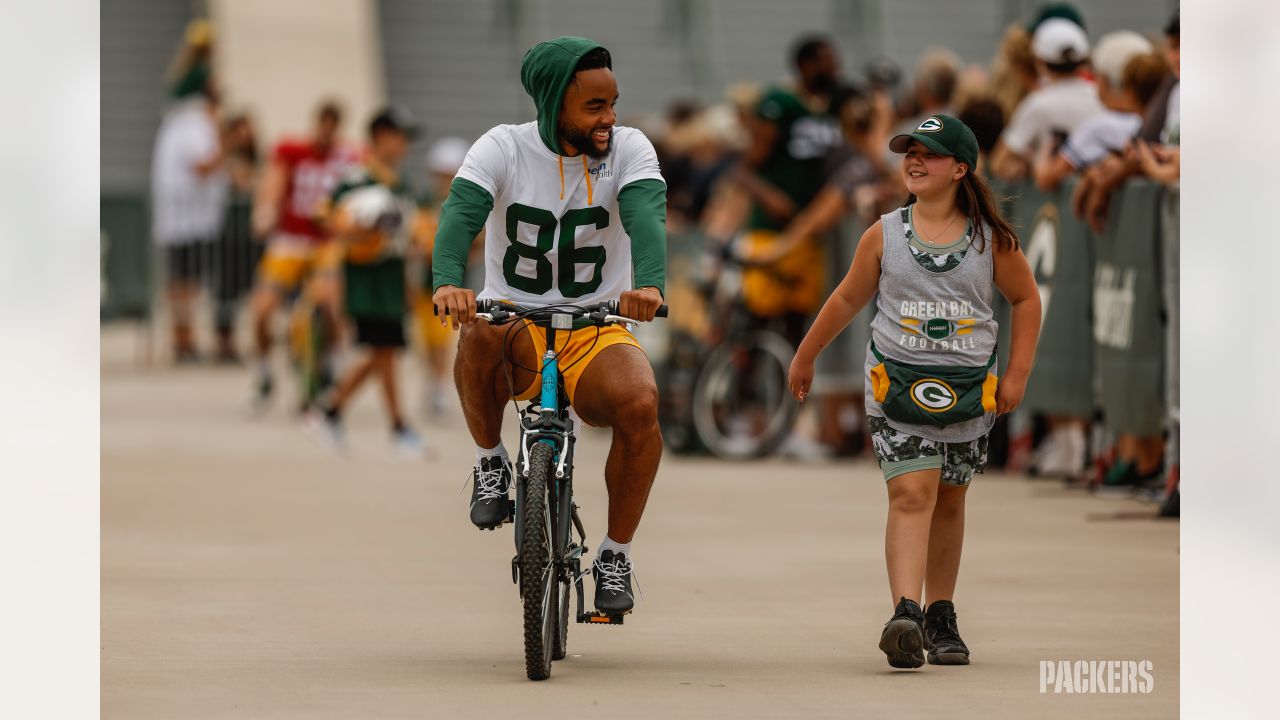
[864,206,999,442]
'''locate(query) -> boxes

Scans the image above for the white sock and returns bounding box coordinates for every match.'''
[598,536,631,560]
[476,443,508,463]
[255,357,271,380]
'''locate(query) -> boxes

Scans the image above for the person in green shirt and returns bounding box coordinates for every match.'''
[735,35,844,342]
[313,107,424,455]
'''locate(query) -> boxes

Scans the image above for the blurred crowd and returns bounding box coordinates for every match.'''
[643,3,1179,516]
[138,3,1180,514]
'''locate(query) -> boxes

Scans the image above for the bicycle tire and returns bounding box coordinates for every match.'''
[552,573,571,660]
[691,329,799,459]
[519,442,556,680]
[305,304,329,406]
[550,492,572,661]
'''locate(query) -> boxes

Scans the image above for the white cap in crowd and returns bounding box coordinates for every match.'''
[1032,17,1090,65]
[1091,31,1154,88]
[426,136,470,175]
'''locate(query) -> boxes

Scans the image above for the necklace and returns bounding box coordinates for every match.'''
[915,209,962,245]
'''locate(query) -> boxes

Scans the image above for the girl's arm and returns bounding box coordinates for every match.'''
[992,242,1042,415]
[788,221,884,402]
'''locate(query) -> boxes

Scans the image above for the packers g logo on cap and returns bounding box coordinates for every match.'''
[910,378,958,412]
[916,117,943,133]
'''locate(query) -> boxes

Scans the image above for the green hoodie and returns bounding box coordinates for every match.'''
[431,37,667,296]
[520,36,603,155]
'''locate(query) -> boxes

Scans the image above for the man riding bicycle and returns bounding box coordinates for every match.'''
[431,37,667,616]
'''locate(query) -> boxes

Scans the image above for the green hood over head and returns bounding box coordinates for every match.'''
[520,36,605,155]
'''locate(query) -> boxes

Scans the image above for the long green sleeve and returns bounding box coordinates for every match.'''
[431,177,493,291]
[617,178,667,295]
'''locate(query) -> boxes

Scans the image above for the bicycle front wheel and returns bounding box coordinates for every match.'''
[519,442,557,680]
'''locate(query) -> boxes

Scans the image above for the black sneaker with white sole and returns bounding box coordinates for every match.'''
[924,600,971,665]
[469,456,511,530]
[879,596,926,669]
[592,550,634,615]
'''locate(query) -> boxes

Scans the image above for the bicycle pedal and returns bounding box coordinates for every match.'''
[577,611,624,625]
[504,498,515,523]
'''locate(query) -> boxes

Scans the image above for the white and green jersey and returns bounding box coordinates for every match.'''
[453,121,665,306]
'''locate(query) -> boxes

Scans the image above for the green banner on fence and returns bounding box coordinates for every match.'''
[1002,179,1095,418]
[101,192,152,321]
[1093,179,1166,436]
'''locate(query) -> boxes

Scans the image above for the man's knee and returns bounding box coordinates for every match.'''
[606,383,660,432]
[458,323,503,359]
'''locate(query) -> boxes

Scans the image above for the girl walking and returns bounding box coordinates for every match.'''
[788,115,1041,668]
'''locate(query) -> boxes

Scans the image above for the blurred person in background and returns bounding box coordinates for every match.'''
[733,34,844,347]
[247,100,361,409]
[695,83,760,244]
[1074,10,1180,229]
[151,18,228,363]
[990,25,1038,123]
[411,137,474,420]
[654,99,702,228]
[1139,11,1179,149]
[165,17,215,100]
[1033,31,1160,192]
[662,103,741,230]
[957,97,1005,172]
[760,93,885,455]
[312,107,425,455]
[210,112,260,364]
[1072,11,1179,231]
[991,17,1102,182]
[882,48,961,179]
[767,96,883,259]
[1028,35,1170,480]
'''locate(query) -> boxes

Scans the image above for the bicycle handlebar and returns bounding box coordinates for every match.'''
[435,299,667,325]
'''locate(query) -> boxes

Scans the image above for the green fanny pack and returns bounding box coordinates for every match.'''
[869,342,999,427]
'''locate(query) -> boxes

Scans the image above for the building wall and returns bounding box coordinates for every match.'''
[379,0,1176,151]
[101,0,193,192]
[210,0,385,151]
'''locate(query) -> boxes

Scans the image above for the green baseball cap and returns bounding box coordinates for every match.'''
[889,114,980,171]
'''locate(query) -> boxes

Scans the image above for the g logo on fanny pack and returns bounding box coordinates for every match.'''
[910,378,958,412]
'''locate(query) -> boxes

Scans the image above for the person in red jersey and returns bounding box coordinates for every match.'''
[247,100,361,410]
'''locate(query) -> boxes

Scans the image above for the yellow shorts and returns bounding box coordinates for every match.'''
[739,230,825,317]
[513,320,645,408]
[413,292,456,350]
[258,240,342,292]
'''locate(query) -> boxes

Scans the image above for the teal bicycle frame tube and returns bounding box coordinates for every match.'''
[540,349,559,415]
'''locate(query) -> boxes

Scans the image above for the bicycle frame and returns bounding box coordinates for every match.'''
[511,320,608,628]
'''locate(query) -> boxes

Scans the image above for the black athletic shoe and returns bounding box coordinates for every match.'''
[879,597,926,669]
[592,550,635,615]
[924,600,971,665]
[469,456,511,530]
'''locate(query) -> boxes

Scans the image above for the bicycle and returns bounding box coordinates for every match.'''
[285,281,336,413]
[459,298,667,681]
[659,240,800,459]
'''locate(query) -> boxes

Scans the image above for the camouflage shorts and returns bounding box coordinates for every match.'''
[867,416,989,486]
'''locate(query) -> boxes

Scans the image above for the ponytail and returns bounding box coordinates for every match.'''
[905,169,1019,253]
